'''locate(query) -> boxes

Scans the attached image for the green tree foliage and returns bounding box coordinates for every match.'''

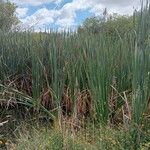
[78,13,135,38]
[0,0,19,31]
[78,17,102,34]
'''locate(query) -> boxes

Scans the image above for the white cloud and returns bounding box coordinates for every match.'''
[10,0,63,6]
[56,0,95,28]
[56,0,141,29]
[90,4,104,16]
[16,7,28,18]
[20,8,59,30]
[17,0,141,31]
[91,0,141,15]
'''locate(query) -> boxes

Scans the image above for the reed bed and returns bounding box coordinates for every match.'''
[0,2,150,149]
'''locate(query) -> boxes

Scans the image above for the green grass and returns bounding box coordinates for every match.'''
[0,118,150,150]
[0,1,150,150]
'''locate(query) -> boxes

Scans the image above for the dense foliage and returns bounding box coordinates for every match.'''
[0,0,19,31]
[78,10,139,38]
[0,2,150,150]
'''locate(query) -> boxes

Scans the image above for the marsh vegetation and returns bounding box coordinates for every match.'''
[0,1,150,150]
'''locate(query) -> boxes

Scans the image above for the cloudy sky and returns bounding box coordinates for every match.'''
[10,0,142,31]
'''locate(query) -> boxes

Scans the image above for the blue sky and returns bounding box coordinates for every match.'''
[10,0,141,31]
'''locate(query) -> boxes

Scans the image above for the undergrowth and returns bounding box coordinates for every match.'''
[0,1,150,150]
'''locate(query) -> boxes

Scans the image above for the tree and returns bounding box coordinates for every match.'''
[78,12,135,37]
[0,0,19,31]
[78,17,102,34]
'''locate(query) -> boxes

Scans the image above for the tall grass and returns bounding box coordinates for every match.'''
[131,2,150,148]
[0,1,150,149]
